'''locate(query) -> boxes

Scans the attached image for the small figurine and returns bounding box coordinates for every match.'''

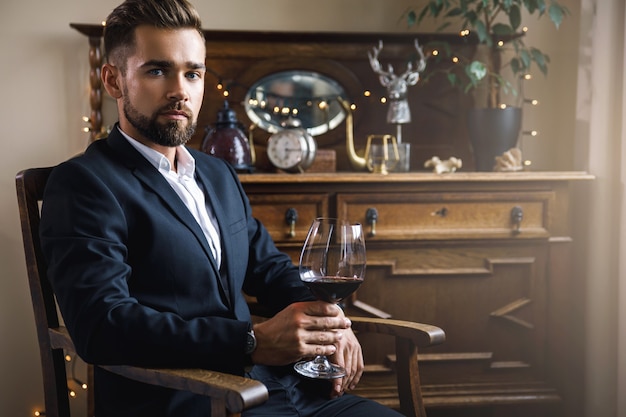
[368,39,426,143]
[494,148,523,172]
[424,156,462,174]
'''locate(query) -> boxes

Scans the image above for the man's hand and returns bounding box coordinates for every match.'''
[328,325,364,398]
[250,301,352,367]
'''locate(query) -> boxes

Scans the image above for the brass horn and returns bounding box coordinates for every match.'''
[337,97,367,170]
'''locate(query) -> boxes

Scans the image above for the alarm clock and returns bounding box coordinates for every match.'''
[266,118,317,173]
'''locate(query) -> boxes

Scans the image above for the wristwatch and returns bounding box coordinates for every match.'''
[245,327,257,355]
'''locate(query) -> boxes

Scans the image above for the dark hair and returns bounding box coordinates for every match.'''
[104,0,204,70]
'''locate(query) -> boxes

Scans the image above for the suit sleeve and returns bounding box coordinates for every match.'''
[40,159,252,375]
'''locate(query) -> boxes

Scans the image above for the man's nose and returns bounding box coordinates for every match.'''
[167,74,189,101]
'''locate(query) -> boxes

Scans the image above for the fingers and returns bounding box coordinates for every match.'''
[305,316,351,331]
[302,329,342,356]
[306,329,343,344]
[298,301,351,331]
[329,329,364,398]
[303,301,345,318]
[250,302,352,367]
[339,350,362,393]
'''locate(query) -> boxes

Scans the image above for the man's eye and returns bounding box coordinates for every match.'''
[148,68,164,76]
[187,72,202,80]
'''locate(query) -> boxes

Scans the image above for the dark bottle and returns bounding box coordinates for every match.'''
[201,101,254,172]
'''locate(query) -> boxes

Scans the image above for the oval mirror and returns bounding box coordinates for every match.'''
[244,70,347,137]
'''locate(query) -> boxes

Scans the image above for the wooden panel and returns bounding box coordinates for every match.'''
[238,172,592,417]
[337,191,554,240]
[246,193,328,244]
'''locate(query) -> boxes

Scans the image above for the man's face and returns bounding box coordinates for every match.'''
[114,25,206,147]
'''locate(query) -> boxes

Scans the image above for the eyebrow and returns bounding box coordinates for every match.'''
[142,60,206,71]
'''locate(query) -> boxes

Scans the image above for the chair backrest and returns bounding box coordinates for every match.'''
[15,167,269,417]
[16,167,85,417]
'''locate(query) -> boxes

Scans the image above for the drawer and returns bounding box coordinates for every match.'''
[247,193,329,244]
[337,191,554,241]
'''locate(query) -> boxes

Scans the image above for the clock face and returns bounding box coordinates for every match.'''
[267,129,316,172]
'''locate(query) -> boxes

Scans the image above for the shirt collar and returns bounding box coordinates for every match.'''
[118,126,196,178]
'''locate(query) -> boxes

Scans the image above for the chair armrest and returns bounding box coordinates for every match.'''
[349,316,445,347]
[100,365,268,413]
[247,300,445,348]
[48,327,269,414]
[349,317,444,417]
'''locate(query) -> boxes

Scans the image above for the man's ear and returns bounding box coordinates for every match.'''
[102,63,123,99]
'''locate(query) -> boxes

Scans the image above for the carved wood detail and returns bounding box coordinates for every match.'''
[239,173,591,416]
[87,36,103,141]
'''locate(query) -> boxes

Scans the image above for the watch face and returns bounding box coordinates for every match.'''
[245,330,257,355]
[267,129,316,172]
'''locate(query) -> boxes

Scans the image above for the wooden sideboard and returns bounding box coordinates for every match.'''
[239,171,592,417]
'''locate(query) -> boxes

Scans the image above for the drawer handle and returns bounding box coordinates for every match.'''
[511,206,523,235]
[365,207,378,237]
[432,207,448,217]
[285,208,298,238]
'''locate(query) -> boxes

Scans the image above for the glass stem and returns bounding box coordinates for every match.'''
[313,355,332,371]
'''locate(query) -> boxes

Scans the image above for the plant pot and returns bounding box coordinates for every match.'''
[467,107,522,171]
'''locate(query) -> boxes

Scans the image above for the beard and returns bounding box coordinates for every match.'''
[122,91,197,147]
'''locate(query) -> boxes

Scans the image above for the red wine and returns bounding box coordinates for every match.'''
[303,276,363,303]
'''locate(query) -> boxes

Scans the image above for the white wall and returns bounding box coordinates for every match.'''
[0,1,582,416]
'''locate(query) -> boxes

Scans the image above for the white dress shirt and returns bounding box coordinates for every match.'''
[121,130,222,267]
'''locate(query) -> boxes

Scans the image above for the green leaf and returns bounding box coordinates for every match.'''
[447,73,458,86]
[536,0,547,14]
[508,5,521,30]
[511,58,521,74]
[503,80,518,97]
[473,20,490,44]
[417,6,430,23]
[407,10,417,27]
[446,7,464,17]
[524,0,538,14]
[429,2,444,17]
[520,49,531,69]
[492,23,514,36]
[466,60,487,82]
[548,4,565,29]
[465,10,478,25]
[531,47,549,75]
[523,0,545,14]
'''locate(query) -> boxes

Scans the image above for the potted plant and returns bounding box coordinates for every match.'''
[404,0,569,170]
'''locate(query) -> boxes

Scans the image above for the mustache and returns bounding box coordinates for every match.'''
[158,102,193,118]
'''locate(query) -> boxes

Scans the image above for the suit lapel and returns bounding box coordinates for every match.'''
[193,167,236,307]
[106,129,230,305]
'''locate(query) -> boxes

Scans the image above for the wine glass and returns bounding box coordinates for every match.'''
[294,217,366,379]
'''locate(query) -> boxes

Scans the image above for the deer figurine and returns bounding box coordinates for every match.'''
[368,39,426,127]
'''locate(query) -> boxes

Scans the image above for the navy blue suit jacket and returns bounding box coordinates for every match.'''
[40,126,312,416]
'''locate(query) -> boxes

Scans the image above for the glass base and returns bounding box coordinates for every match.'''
[294,355,345,379]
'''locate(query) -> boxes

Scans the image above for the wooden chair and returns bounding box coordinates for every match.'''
[16,166,445,417]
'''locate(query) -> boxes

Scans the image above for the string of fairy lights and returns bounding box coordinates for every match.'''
[435,27,540,167]
[82,29,540,170]
[33,353,87,416]
[197,31,540,170]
